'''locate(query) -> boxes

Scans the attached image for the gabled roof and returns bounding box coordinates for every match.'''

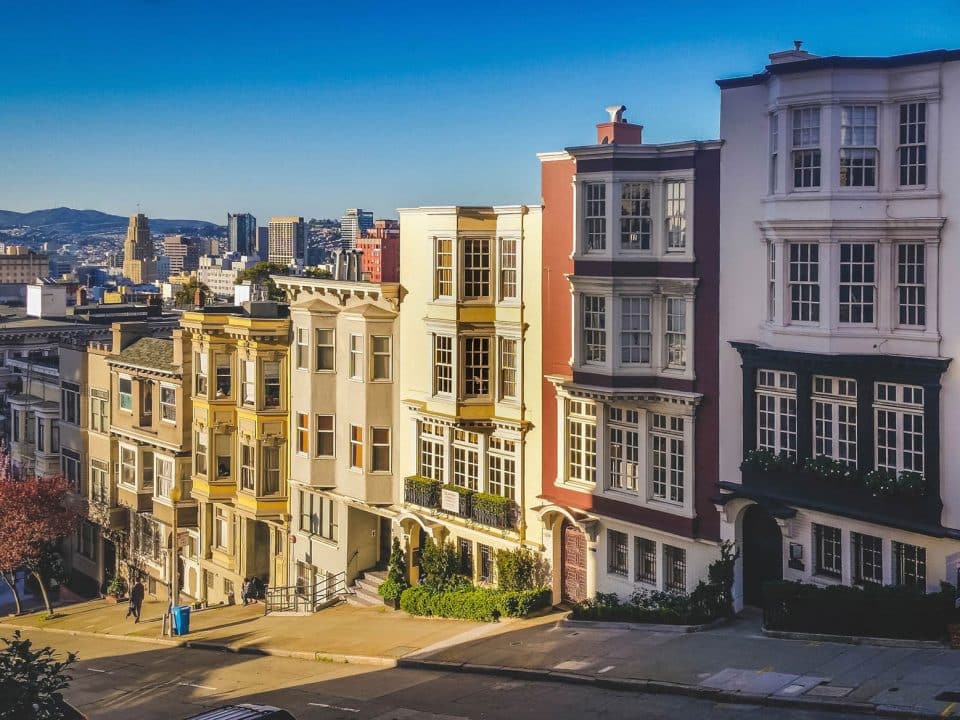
[338,303,397,320]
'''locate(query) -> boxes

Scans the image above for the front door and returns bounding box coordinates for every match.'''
[561,522,587,603]
[741,505,783,607]
[378,517,392,569]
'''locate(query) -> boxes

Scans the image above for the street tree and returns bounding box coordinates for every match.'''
[0,469,83,615]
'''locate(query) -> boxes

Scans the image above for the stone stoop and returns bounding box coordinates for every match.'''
[347,570,388,607]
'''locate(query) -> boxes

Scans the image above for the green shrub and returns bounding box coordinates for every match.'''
[863,468,926,497]
[802,455,859,483]
[763,580,954,640]
[378,537,409,601]
[741,449,797,472]
[105,575,127,598]
[419,539,470,592]
[494,547,550,592]
[572,583,729,625]
[399,585,552,621]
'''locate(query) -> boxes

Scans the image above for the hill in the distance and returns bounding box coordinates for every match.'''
[0,207,223,235]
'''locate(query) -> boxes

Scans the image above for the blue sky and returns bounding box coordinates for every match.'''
[1,1,958,223]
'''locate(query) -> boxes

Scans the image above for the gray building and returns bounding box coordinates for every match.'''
[340,208,374,250]
[227,213,257,255]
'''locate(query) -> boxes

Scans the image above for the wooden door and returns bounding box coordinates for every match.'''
[561,522,587,603]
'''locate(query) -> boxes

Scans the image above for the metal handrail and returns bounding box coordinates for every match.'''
[263,570,349,614]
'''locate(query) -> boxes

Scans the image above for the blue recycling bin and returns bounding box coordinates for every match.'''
[171,605,191,636]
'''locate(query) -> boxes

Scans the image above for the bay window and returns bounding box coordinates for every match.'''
[567,400,597,485]
[756,369,798,457]
[650,414,684,504]
[812,376,857,465]
[462,237,491,299]
[608,407,640,491]
[874,382,924,475]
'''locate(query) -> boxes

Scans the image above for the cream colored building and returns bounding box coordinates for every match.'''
[274,274,401,607]
[396,206,543,584]
[122,213,157,285]
[267,217,305,266]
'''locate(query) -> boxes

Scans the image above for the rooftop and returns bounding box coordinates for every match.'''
[717,48,960,89]
[111,337,175,373]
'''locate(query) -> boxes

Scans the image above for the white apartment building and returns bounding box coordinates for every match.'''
[196,254,258,299]
[718,46,960,607]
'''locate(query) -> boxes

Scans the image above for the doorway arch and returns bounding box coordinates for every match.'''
[741,504,783,607]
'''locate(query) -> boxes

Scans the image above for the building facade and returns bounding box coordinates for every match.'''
[717,47,960,606]
[267,217,306,266]
[274,274,402,604]
[196,254,258,299]
[86,325,197,601]
[181,301,291,605]
[356,219,400,283]
[396,206,543,587]
[228,213,257,256]
[537,108,723,603]
[340,209,374,250]
[162,235,202,276]
[122,214,157,285]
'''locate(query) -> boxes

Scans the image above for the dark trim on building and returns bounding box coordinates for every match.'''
[729,342,951,532]
[573,261,697,278]
[572,370,695,393]
[717,48,960,89]
[576,156,697,173]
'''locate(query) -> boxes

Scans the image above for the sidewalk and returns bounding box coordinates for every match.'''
[1,597,491,663]
[402,611,960,717]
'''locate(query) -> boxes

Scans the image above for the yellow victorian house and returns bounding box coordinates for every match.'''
[181,298,291,605]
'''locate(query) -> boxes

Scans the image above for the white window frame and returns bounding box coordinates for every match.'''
[295,327,309,370]
[896,243,926,328]
[498,237,518,301]
[582,295,606,364]
[371,427,391,473]
[159,383,176,423]
[583,182,606,252]
[619,296,651,366]
[664,180,686,251]
[452,429,480,491]
[812,376,857,466]
[155,455,175,500]
[349,425,364,470]
[608,406,640,492]
[874,382,924,475]
[839,105,878,188]
[434,237,454,299]
[118,375,133,413]
[756,369,798,457]
[461,237,491,300]
[418,421,445,482]
[620,182,652,251]
[788,242,820,324]
[498,337,518,401]
[898,102,927,188]
[348,335,363,381]
[838,242,876,325]
[296,412,309,456]
[371,335,392,382]
[487,436,517,500]
[315,328,335,372]
[315,414,334,458]
[664,297,687,370]
[462,336,491,399]
[566,399,597,486]
[650,414,685,504]
[791,106,821,190]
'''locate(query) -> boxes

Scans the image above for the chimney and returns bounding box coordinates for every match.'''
[193,286,205,307]
[768,40,819,65]
[596,104,643,145]
[111,321,149,353]
[172,328,187,368]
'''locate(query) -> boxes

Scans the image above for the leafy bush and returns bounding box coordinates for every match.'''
[494,547,550,592]
[802,455,859,483]
[105,575,127,598]
[399,585,551,621]
[741,449,797,472]
[419,539,470,592]
[572,583,729,625]
[471,492,517,528]
[0,630,76,720]
[863,468,926,497]
[378,537,410,601]
[763,580,954,640]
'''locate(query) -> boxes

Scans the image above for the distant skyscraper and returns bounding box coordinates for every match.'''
[227,213,256,255]
[340,208,374,249]
[162,234,202,276]
[267,217,305,265]
[256,227,269,260]
[122,213,157,284]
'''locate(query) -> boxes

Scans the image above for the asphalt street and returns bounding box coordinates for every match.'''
[14,629,870,719]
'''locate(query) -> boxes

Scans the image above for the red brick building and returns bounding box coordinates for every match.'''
[357,219,400,282]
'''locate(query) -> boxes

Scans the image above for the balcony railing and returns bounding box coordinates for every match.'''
[471,495,519,530]
[724,455,943,534]
[404,476,440,508]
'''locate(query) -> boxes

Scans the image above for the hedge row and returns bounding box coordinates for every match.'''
[399,585,551,621]
[763,581,956,640]
[571,583,730,626]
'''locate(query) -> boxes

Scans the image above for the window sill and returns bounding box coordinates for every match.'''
[555,478,596,495]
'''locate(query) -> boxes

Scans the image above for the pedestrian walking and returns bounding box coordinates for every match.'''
[241,577,252,606]
[126,579,145,623]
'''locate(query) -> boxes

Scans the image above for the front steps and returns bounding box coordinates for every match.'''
[347,569,387,607]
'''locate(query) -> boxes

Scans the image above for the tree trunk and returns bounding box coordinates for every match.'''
[31,570,52,616]
[1,572,22,615]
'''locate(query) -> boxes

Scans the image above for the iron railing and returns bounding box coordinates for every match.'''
[263,570,348,614]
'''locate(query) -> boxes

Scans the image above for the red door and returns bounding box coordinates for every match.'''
[561,522,587,603]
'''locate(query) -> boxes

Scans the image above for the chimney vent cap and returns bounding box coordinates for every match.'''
[605,105,627,123]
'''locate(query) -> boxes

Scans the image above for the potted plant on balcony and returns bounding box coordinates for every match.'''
[377,537,409,610]
[104,574,127,604]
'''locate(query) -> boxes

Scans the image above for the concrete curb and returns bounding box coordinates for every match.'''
[395,658,946,719]
[561,615,732,634]
[761,626,946,649]
[0,622,400,668]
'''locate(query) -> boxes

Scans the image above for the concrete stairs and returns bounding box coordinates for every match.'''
[347,569,387,607]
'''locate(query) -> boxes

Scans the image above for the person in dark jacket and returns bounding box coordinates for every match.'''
[126,579,145,623]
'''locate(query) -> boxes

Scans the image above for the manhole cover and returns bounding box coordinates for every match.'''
[936,691,960,702]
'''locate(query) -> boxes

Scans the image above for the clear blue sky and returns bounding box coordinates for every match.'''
[2,1,958,223]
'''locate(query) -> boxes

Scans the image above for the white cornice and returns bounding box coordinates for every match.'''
[758,218,946,242]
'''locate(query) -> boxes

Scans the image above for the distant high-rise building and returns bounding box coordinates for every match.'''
[356,219,400,282]
[340,208,374,249]
[162,234,202,276]
[227,213,257,255]
[122,213,157,284]
[267,217,305,265]
[256,227,269,260]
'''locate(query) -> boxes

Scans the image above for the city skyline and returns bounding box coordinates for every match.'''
[2,1,959,222]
